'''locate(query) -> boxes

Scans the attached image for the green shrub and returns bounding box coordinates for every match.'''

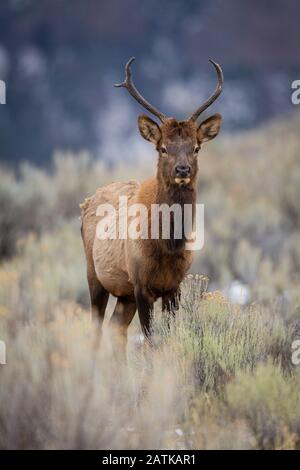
[226,363,300,449]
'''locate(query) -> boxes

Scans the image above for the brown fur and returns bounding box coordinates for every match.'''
[81,114,222,349]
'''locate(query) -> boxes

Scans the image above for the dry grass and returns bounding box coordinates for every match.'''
[0,227,299,449]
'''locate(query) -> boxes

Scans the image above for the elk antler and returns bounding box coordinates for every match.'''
[114,57,167,123]
[189,59,224,122]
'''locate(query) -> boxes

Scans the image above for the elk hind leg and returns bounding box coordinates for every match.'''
[109,296,136,361]
[87,268,109,326]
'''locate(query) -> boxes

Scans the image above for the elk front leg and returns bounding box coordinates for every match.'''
[162,289,181,327]
[134,286,154,340]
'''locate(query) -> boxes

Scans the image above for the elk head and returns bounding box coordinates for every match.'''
[115,57,223,189]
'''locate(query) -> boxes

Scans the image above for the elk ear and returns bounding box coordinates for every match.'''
[197,113,222,143]
[138,115,161,144]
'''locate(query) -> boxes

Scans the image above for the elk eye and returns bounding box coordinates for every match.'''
[161,146,167,155]
[194,146,200,154]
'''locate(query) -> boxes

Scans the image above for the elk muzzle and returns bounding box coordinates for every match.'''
[174,164,191,185]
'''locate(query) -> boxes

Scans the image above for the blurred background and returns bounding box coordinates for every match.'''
[0,0,300,300]
[0,0,299,165]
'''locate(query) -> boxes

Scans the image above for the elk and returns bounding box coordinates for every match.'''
[81,57,223,353]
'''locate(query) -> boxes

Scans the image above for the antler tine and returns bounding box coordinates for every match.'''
[114,57,167,123]
[189,59,224,122]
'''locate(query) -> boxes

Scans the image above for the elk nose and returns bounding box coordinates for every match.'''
[175,164,191,178]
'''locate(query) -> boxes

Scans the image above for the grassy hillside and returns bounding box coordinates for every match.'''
[1,113,300,298]
[0,114,300,449]
[0,227,299,449]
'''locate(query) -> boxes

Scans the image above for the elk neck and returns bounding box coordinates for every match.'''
[155,172,197,252]
[155,172,197,208]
